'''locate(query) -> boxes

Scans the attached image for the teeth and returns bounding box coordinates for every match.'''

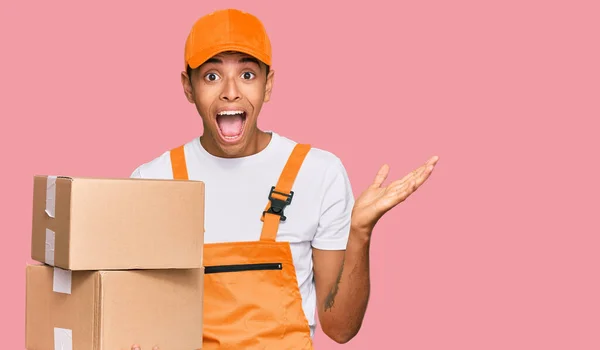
[217,110,244,116]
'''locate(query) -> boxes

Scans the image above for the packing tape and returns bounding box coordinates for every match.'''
[46,176,57,218]
[45,228,56,266]
[53,267,72,294]
[54,327,73,350]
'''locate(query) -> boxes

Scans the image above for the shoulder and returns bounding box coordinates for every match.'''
[129,138,198,179]
[274,135,355,250]
[276,134,351,190]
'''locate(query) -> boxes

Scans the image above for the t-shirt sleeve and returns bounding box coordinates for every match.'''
[130,167,142,178]
[127,151,174,180]
[311,157,355,250]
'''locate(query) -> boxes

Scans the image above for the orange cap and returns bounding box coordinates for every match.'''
[184,9,272,70]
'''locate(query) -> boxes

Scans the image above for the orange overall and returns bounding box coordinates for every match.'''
[170,143,315,349]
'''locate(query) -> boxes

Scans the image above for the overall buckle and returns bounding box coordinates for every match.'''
[263,186,294,221]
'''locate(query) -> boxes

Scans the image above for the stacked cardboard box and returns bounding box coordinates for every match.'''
[25,175,206,350]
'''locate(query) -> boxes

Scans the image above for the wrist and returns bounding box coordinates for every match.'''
[349,224,373,246]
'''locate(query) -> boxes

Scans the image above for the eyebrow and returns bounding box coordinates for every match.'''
[204,56,260,66]
[239,57,260,66]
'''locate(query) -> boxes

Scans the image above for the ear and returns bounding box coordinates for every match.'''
[263,68,275,103]
[181,71,195,103]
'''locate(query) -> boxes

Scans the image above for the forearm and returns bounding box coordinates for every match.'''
[320,226,372,343]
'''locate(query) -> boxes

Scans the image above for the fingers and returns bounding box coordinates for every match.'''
[371,156,438,212]
[130,345,160,350]
[403,165,432,192]
[427,155,439,166]
[371,164,390,188]
[388,165,421,189]
[377,155,439,190]
[397,180,418,200]
[389,159,436,198]
[389,164,426,189]
[417,156,438,178]
[391,156,438,188]
[415,163,435,187]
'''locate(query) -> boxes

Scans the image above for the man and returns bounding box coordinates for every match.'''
[129,8,438,350]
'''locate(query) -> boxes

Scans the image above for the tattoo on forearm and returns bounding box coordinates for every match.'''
[324,258,345,312]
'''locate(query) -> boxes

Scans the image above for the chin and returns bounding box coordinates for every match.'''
[214,126,253,158]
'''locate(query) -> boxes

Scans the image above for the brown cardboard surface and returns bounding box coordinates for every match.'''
[25,264,204,350]
[31,176,205,270]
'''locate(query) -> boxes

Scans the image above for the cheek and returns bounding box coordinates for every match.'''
[194,87,218,116]
[241,84,266,108]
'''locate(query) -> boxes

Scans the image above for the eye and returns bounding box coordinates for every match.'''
[241,71,255,80]
[205,73,220,82]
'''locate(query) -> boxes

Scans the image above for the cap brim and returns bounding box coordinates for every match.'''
[187,43,271,69]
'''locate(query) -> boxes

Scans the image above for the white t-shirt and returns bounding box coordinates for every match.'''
[129,131,355,336]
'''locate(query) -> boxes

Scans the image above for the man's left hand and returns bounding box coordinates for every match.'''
[351,155,439,236]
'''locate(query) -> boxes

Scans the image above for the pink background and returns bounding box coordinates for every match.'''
[1,0,599,349]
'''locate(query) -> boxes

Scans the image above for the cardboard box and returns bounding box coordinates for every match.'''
[25,264,204,350]
[31,175,205,270]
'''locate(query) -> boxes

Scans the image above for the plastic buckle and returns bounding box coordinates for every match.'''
[263,186,294,221]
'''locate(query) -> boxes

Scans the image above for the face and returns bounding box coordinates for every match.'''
[181,51,274,158]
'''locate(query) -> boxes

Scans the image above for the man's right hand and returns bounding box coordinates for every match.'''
[131,345,159,350]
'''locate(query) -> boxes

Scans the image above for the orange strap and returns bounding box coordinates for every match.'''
[169,143,311,242]
[170,145,189,180]
[260,144,311,242]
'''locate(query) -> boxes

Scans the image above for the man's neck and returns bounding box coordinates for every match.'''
[199,129,272,159]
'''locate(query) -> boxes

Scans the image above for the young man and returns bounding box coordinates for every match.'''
[130,8,438,350]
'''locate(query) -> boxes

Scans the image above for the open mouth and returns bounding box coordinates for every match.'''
[215,110,247,143]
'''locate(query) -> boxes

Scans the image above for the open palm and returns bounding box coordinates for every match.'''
[351,156,439,233]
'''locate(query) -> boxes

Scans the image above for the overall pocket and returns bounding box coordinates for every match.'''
[202,261,289,347]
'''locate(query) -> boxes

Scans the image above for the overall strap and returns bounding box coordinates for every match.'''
[170,145,189,180]
[260,143,312,242]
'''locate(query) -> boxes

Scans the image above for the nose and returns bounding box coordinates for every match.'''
[219,78,241,102]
